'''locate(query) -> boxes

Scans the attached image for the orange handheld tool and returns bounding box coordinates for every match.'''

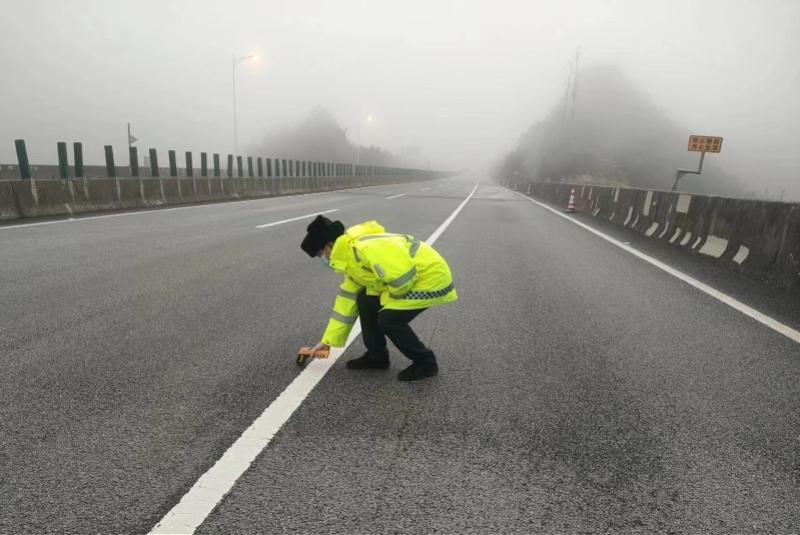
[296,346,330,367]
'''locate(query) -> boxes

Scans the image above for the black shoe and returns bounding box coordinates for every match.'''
[346,351,390,370]
[397,361,439,381]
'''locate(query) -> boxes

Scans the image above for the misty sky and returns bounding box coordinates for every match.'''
[0,0,797,194]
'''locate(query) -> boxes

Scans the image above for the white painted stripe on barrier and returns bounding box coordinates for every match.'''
[676,194,692,214]
[658,224,671,239]
[149,181,480,535]
[691,236,703,249]
[733,245,750,265]
[386,193,405,199]
[511,190,800,346]
[680,232,693,246]
[645,223,659,237]
[699,235,729,258]
[255,209,338,229]
[670,228,682,243]
[643,191,653,216]
[624,207,633,226]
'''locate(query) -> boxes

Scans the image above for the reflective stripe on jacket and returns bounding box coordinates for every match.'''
[320,220,458,347]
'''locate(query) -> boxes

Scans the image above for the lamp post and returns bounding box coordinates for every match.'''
[356,114,374,165]
[232,53,256,157]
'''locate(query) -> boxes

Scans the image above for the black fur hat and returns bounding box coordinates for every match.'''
[301,215,345,257]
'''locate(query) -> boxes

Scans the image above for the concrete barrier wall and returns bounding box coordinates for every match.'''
[506,179,800,294]
[85,179,120,212]
[0,173,440,223]
[118,178,142,209]
[0,181,19,219]
[141,178,164,206]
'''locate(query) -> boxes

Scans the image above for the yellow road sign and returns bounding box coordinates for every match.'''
[688,135,723,153]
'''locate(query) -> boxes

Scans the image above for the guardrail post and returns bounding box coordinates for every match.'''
[104,145,116,177]
[168,150,177,177]
[247,156,253,177]
[213,153,221,193]
[73,142,84,178]
[237,156,244,178]
[200,152,208,177]
[257,157,263,177]
[226,154,233,178]
[149,148,159,177]
[57,142,69,178]
[185,152,193,177]
[129,146,139,177]
[15,139,31,179]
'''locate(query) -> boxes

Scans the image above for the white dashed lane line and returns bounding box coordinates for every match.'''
[254,209,338,229]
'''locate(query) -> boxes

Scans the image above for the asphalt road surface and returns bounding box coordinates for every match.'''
[2,176,799,534]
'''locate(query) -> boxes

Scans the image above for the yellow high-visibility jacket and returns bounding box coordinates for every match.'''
[321,220,458,347]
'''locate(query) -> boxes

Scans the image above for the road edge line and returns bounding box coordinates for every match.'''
[509,188,800,345]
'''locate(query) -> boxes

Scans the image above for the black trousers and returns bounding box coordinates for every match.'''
[356,290,436,364]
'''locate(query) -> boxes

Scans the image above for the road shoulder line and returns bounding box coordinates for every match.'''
[510,188,800,345]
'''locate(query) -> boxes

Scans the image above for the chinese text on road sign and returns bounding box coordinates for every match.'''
[688,135,723,153]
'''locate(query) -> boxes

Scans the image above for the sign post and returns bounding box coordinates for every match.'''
[672,135,723,192]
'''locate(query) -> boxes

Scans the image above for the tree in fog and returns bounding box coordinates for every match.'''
[253,107,400,166]
[497,64,751,197]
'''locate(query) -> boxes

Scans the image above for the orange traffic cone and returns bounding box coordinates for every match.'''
[565,188,577,213]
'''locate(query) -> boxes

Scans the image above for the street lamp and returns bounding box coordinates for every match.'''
[356,114,374,165]
[232,53,256,157]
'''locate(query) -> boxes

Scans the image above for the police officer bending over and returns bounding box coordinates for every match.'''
[301,215,458,381]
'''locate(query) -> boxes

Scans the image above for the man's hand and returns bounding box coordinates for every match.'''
[310,342,330,357]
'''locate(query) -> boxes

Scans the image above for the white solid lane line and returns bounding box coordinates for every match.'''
[254,209,338,229]
[421,187,430,191]
[511,189,800,346]
[386,193,405,199]
[149,181,480,535]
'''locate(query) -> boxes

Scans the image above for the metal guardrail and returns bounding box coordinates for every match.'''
[4,139,436,181]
